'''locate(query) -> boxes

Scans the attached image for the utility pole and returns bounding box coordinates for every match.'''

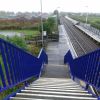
[40,0,43,47]
[85,6,88,24]
[86,12,88,24]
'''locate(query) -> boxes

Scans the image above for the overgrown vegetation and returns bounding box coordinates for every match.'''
[39,17,58,35]
[0,34,41,56]
[8,36,27,50]
[0,18,40,30]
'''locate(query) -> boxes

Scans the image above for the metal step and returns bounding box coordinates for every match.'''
[25,88,88,93]
[10,97,52,100]
[25,87,83,90]
[15,93,97,100]
[21,90,92,97]
[31,82,77,86]
[29,84,81,88]
[10,78,97,100]
[33,80,76,83]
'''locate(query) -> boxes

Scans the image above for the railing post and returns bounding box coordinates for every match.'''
[24,81,28,87]
[85,84,89,90]
[72,76,75,81]
[98,97,100,100]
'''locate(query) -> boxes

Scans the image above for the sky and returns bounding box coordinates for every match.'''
[0,0,100,13]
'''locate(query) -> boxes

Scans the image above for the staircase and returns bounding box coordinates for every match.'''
[10,26,98,100]
[10,78,97,100]
[1,26,99,100]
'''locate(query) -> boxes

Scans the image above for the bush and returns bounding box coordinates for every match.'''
[7,36,27,50]
[0,35,40,56]
[27,44,40,56]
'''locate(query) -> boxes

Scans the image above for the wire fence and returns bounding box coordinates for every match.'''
[79,23,100,36]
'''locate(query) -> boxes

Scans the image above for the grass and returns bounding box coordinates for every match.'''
[15,30,40,36]
[0,29,40,36]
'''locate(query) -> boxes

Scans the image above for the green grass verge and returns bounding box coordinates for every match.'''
[0,30,40,36]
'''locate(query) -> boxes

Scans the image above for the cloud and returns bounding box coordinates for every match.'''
[0,0,100,13]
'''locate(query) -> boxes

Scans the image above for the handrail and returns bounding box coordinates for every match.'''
[38,48,48,77]
[0,38,48,92]
[38,48,48,64]
[64,49,100,90]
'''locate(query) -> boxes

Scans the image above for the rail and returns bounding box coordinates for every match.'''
[0,38,48,93]
[64,49,100,90]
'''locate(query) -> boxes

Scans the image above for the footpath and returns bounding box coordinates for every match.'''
[42,25,70,78]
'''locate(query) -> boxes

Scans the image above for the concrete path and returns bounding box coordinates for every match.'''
[42,25,70,78]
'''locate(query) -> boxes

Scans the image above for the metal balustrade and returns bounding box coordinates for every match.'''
[64,49,100,89]
[0,38,48,93]
[80,23,100,36]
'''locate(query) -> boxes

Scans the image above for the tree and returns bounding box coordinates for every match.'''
[54,10,59,15]
[39,17,56,35]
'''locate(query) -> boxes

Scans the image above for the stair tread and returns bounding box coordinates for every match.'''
[24,88,88,93]
[30,85,79,87]
[21,90,90,96]
[25,88,87,92]
[16,93,96,100]
[10,97,51,100]
[25,86,83,90]
[10,78,97,100]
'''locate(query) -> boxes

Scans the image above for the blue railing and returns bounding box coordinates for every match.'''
[38,48,48,64]
[64,49,100,90]
[0,38,48,93]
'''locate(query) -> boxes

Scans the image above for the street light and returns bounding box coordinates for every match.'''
[55,7,60,30]
[86,12,88,24]
[40,0,43,46]
[85,6,88,24]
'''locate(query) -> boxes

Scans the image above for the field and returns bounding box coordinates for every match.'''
[0,29,40,36]
[0,18,40,30]
[68,14,100,29]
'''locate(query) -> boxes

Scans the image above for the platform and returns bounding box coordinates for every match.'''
[75,25,100,43]
[66,16,100,43]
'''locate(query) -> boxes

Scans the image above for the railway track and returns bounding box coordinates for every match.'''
[60,17,100,57]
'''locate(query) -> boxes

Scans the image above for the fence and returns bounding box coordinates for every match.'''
[64,49,100,90]
[80,23,100,36]
[0,38,48,93]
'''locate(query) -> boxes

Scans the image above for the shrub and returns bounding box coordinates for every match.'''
[7,36,27,50]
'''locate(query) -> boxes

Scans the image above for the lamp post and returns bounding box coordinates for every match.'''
[55,7,60,31]
[85,6,88,24]
[86,12,88,24]
[40,0,43,46]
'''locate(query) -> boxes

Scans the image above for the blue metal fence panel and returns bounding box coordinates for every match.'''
[64,49,100,90]
[0,38,48,93]
[64,50,73,64]
[38,48,48,64]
